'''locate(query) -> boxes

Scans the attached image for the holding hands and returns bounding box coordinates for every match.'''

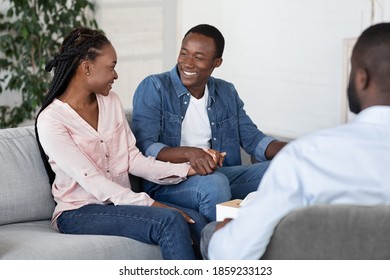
[203,148,226,167]
[185,147,226,176]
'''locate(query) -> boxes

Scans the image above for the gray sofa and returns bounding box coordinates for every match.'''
[0,125,162,259]
[2,123,390,260]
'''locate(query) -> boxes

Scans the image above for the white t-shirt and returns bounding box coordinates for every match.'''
[180,86,212,148]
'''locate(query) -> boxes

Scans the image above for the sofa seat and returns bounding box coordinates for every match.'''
[0,220,162,260]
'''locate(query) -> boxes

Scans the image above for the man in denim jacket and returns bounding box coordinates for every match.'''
[132,24,287,222]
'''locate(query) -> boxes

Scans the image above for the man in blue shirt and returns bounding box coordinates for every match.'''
[132,24,286,222]
[201,22,390,259]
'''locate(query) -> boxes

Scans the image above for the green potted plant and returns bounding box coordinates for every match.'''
[0,0,98,128]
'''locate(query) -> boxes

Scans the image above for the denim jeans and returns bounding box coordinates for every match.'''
[56,203,207,260]
[151,161,270,222]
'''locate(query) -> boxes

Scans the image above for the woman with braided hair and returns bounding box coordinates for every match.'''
[35,27,206,260]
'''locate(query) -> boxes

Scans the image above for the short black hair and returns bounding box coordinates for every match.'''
[184,24,225,58]
[353,23,390,91]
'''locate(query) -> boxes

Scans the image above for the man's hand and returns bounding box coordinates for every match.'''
[157,146,224,175]
[215,218,233,232]
[185,147,218,175]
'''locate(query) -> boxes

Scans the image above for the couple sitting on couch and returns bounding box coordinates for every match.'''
[35,24,286,260]
[36,22,390,260]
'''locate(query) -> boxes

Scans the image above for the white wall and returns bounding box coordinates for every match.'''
[177,0,390,139]
[95,0,177,110]
[0,0,178,124]
[2,0,390,136]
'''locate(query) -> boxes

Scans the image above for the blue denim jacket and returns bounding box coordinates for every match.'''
[132,65,276,167]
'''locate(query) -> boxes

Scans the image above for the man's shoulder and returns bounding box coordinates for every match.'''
[285,123,352,155]
[209,76,236,94]
[142,70,171,82]
[137,69,177,90]
[210,76,234,86]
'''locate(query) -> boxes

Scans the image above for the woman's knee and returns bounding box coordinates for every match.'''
[159,208,187,228]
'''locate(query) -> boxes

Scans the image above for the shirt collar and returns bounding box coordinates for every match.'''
[353,105,390,125]
[170,65,189,97]
[170,65,216,103]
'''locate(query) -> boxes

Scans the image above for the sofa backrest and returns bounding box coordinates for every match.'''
[0,126,55,226]
[262,204,390,259]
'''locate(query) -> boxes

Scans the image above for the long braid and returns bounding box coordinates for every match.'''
[35,27,110,185]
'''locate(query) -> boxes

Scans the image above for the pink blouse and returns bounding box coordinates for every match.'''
[37,91,190,227]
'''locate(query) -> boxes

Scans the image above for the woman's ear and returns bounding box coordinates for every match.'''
[81,61,90,76]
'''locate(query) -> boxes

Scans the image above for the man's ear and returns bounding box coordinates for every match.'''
[214,57,223,68]
[355,67,369,90]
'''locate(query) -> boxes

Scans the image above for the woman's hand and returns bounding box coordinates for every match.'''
[187,166,197,176]
[151,201,195,224]
[202,148,226,167]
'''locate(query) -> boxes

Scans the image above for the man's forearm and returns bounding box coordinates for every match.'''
[265,140,288,160]
[157,146,218,175]
[156,146,192,163]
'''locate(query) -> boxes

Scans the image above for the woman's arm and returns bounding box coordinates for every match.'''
[37,115,154,206]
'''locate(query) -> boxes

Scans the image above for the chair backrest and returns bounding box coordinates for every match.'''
[262,204,390,259]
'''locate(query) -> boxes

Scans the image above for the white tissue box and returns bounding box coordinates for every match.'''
[216,192,257,221]
[216,199,242,221]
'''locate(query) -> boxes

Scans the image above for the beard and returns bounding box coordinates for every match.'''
[347,78,362,114]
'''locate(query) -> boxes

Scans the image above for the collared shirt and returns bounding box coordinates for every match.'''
[132,66,275,192]
[37,91,190,226]
[208,106,390,259]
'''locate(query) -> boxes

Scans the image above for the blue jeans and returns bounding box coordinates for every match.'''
[57,203,207,260]
[151,162,270,222]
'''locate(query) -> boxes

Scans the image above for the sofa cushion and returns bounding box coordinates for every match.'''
[0,126,55,225]
[0,220,162,259]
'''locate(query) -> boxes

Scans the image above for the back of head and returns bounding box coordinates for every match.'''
[184,24,225,58]
[353,23,390,93]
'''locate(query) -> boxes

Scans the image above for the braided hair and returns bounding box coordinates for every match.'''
[35,27,110,185]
